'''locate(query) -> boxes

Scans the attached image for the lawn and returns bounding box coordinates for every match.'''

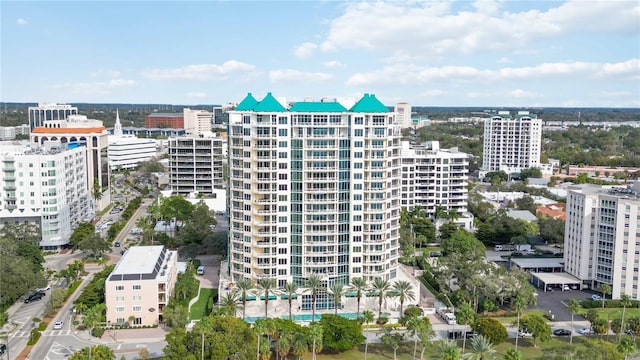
[577,307,640,320]
[189,288,217,320]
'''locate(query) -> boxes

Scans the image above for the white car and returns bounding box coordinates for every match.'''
[592,294,602,301]
[53,321,63,330]
[518,330,533,338]
[578,328,594,335]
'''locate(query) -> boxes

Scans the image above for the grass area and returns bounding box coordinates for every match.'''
[489,309,547,325]
[577,307,640,320]
[96,203,114,217]
[189,288,217,320]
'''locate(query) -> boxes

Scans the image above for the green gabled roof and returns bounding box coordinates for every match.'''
[253,92,286,112]
[289,102,347,112]
[235,93,259,111]
[349,93,390,113]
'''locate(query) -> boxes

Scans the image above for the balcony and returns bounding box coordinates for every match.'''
[4,184,16,191]
[254,241,277,248]
[4,195,16,201]
[6,204,17,209]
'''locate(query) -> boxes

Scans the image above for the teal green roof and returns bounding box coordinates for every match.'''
[253,92,286,112]
[289,102,347,112]
[349,93,390,113]
[235,93,258,111]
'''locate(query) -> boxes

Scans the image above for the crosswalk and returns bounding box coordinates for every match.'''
[11,330,72,338]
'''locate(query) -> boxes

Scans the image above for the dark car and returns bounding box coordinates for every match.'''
[553,329,571,336]
[447,330,463,340]
[114,242,121,247]
[465,331,478,339]
[0,343,6,354]
[24,293,44,303]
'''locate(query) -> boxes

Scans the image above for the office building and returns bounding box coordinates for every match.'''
[28,103,78,131]
[0,141,92,249]
[183,108,213,136]
[228,92,401,289]
[394,102,412,128]
[145,113,184,129]
[108,110,156,170]
[168,134,224,196]
[481,111,542,174]
[564,183,640,299]
[30,115,111,211]
[105,246,178,326]
[400,141,473,230]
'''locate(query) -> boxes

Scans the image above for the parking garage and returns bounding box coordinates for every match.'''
[510,258,565,273]
[531,272,582,292]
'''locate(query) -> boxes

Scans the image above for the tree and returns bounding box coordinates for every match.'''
[520,314,551,347]
[163,304,189,329]
[380,325,403,360]
[283,281,298,320]
[567,299,580,344]
[462,334,496,360]
[519,167,542,181]
[349,277,368,319]
[619,294,632,341]
[137,348,150,360]
[435,340,462,360]
[276,332,291,360]
[406,315,434,360]
[77,233,111,257]
[319,314,365,353]
[362,310,375,326]
[503,349,523,360]
[309,323,323,360]
[69,345,115,360]
[254,319,267,360]
[234,279,252,321]
[69,222,96,248]
[329,282,345,315]
[441,229,485,257]
[456,302,476,352]
[256,278,277,319]
[290,331,308,360]
[593,318,610,338]
[577,339,624,360]
[218,290,240,317]
[599,283,612,308]
[0,222,40,243]
[628,316,640,337]
[92,178,104,208]
[305,274,323,322]
[538,217,565,244]
[472,318,508,345]
[515,196,536,213]
[392,280,415,318]
[372,278,392,319]
[585,309,600,329]
[617,337,635,360]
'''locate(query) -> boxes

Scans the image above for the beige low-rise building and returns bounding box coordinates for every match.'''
[105,246,178,326]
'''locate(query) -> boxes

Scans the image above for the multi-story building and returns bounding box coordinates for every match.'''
[108,111,156,170]
[564,183,640,299]
[228,92,402,292]
[482,111,542,174]
[30,115,111,210]
[183,108,213,136]
[394,102,412,128]
[28,103,78,131]
[168,134,224,196]
[145,113,184,129]
[105,246,178,326]
[0,125,29,140]
[0,141,92,249]
[400,141,473,230]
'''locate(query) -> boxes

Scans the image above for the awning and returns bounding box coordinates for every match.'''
[259,294,277,300]
[281,294,298,300]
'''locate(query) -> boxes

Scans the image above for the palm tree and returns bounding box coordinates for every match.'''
[329,282,345,315]
[405,315,423,360]
[620,294,632,341]
[435,340,461,360]
[598,283,612,309]
[276,333,291,360]
[392,280,415,318]
[218,290,240,317]
[372,278,392,319]
[309,323,323,360]
[305,274,323,322]
[290,332,308,360]
[456,302,476,353]
[349,277,368,319]
[462,334,496,360]
[283,281,298,320]
[254,319,267,360]
[618,337,636,360]
[567,299,580,344]
[256,278,277,319]
[236,279,253,321]
[513,296,526,351]
[362,310,375,325]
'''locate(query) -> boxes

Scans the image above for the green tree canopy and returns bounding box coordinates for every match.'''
[319,314,365,353]
[69,345,115,360]
[472,317,508,345]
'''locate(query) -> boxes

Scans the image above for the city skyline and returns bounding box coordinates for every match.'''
[1,1,639,107]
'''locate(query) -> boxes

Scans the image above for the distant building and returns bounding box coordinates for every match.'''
[535,203,566,220]
[111,126,186,138]
[506,209,538,222]
[567,165,640,178]
[145,113,184,129]
[108,110,157,170]
[28,103,78,131]
[0,125,29,140]
[105,246,178,326]
[183,108,213,137]
[395,102,412,128]
[168,134,224,196]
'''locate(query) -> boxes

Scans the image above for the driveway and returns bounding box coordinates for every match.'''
[196,255,221,289]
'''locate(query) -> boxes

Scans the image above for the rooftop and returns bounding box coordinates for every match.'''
[510,257,564,269]
[234,93,390,113]
[110,246,166,279]
[506,209,538,222]
[289,101,347,112]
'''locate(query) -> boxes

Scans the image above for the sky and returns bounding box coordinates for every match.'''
[1,0,639,107]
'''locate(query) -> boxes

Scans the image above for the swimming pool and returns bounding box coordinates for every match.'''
[244,312,391,323]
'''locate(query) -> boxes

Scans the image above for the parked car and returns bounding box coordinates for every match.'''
[36,285,51,292]
[24,293,44,303]
[465,331,478,339]
[578,328,594,335]
[53,321,63,330]
[563,285,570,291]
[447,330,463,340]
[518,329,533,338]
[553,329,571,336]
[114,242,121,247]
[0,343,6,355]
[592,294,602,301]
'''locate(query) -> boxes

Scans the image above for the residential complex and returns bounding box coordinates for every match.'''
[183,108,213,136]
[564,183,640,299]
[0,141,92,249]
[227,92,401,290]
[108,111,157,170]
[145,113,184,129]
[30,115,111,210]
[400,141,473,230]
[0,125,29,140]
[105,246,178,326]
[168,134,224,196]
[395,102,412,128]
[28,103,78,131]
[481,111,542,174]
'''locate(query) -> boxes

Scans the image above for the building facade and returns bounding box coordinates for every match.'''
[228,92,402,290]
[564,183,640,299]
[30,115,111,210]
[183,108,213,136]
[394,102,412,128]
[108,111,157,170]
[400,141,473,230]
[28,103,78,131]
[105,246,178,326]
[145,113,184,129]
[0,141,92,249]
[168,135,224,196]
[482,111,542,174]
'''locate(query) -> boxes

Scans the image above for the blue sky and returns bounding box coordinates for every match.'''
[1,1,639,107]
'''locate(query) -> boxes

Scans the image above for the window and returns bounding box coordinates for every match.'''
[116,286,124,291]
[116,318,125,324]
[116,296,124,302]
[116,306,125,313]
[133,285,141,290]
[133,296,142,301]
[133,306,142,312]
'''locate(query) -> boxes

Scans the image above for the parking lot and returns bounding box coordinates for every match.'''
[533,286,601,321]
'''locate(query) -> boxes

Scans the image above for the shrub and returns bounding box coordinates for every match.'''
[472,317,508,344]
[38,322,48,331]
[92,327,105,338]
[191,258,202,268]
[27,329,41,345]
[404,306,424,318]
[376,316,389,325]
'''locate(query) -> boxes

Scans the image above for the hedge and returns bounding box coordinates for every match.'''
[581,299,640,309]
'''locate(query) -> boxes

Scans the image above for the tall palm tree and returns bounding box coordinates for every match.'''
[598,283,612,309]
[567,299,580,344]
[256,277,277,318]
[513,296,526,351]
[218,290,241,317]
[392,280,415,317]
[349,277,368,319]
[309,323,323,360]
[305,274,323,322]
[329,282,345,315]
[372,278,392,318]
[456,302,476,353]
[276,333,291,360]
[620,294,632,342]
[290,332,308,360]
[283,281,298,320]
[254,319,267,360]
[236,279,253,321]
[462,334,495,360]
[362,310,375,326]
[435,339,461,360]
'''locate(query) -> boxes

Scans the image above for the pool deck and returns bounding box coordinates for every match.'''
[218,264,422,324]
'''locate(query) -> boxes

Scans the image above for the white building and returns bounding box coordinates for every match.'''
[564,183,640,299]
[168,133,224,196]
[105,246,178,326]
[183,108,213,137]
[30,115,111,211]
[394,102,412,128]
[228,92,401,292]
[400,141,473,230]
[108,110,156,170]
[481,111,542,175]
[0,141,92,249]
[28,103,78,131]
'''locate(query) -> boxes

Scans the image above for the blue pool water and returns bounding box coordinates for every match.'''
[244,312,391,323]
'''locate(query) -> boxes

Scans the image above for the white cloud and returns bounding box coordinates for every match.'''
[497,57,510,63]
[292,42,318,59]
[269,69,334,83]
[322,60,345,68]
[419,90,448,97]
[51,79,136,94]
[142,60,257,81]
[90,69,121,78]
[508,89,541,99]
[17,18,28,25]
[186,92,207,99]
[601,58,640,76]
